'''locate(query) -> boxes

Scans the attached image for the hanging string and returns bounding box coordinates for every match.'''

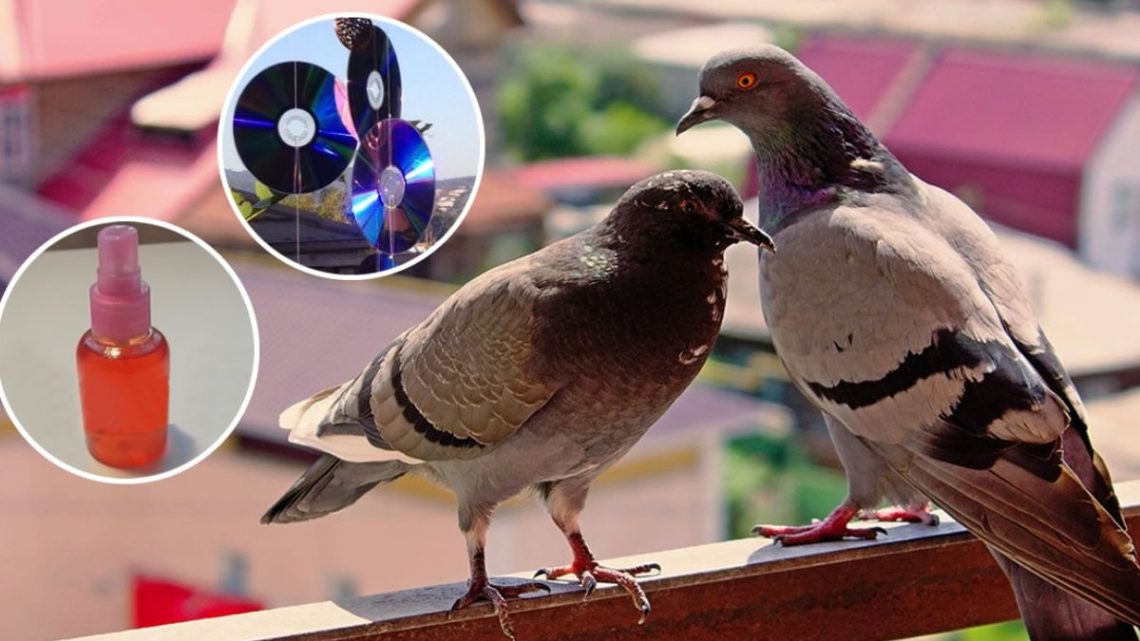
[292,60,301,264]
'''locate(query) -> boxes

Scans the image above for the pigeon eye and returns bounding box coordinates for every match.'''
[736,72,758,89]
[680,199,698,214]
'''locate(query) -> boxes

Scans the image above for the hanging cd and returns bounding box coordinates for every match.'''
[347,23,402,137]
[233,61,356,194]
[350,119,435,254]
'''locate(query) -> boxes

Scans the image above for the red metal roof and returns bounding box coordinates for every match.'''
[460,170,550,232]
[882,46,1139,246]
[3,0,234,81]
[36,109,217,221]
[795,34,917,122]
[886,47,1140,170]
[899,155,1081,245]
[1,0,424,82]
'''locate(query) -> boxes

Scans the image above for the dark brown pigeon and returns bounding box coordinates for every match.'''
[262,170,773,639]
[678,45,1140,640]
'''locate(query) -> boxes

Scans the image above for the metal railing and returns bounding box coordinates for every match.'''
[69,481,1140,641]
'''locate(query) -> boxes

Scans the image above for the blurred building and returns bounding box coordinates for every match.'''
[409,169,551,281]
[0,0,231,188]
[0,182,70,293]
[1087,386,1140,480]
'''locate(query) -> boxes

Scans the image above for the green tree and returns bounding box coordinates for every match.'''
[499,45,667,160]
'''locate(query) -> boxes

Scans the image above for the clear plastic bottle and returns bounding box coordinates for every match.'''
[76,225,169,469]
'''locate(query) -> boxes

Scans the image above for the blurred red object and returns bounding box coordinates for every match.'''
[131,574,262,628]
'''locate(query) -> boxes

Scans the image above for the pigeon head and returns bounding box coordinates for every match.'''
[676,46,908,220]
[604,170,773,254]
[674,45,836,144]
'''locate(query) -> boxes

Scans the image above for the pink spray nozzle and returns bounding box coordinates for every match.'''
[97,225,142,295]
[90,225,151,341]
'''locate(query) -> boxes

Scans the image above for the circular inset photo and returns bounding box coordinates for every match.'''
[218,14,485,278]
[0,219,258,483]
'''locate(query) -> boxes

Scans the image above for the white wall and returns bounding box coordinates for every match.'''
[1081,89,1140,278]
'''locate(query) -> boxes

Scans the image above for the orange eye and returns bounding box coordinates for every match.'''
[680,199,698,214]
[736,71,758,89]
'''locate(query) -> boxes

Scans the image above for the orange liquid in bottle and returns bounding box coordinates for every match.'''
[77,328,169,469]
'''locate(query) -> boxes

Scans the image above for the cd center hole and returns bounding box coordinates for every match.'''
[367,70,385,110]
[277,108,316,148]
[379,166,406,208]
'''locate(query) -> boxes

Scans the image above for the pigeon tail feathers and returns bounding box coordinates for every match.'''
[279,384,341,433]
[261,454,408,524]
[996,553,1139,641]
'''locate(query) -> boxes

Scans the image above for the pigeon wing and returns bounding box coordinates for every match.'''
[770,204,1140,624]
[280,258,565,463]
[378,262,563,459]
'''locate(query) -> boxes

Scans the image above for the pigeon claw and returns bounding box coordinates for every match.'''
[752,522,887,546]
[533,565,571,580]
[752,502,894,546]
[581,571,597,598]
[857,506,940,526]
[533,560,660,624]
[450,580,550,641]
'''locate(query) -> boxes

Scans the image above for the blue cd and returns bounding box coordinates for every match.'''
[233,61,356,194]
[350,119,435,254]
[347,24,401,137]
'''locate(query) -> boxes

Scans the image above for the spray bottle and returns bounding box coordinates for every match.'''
[76,225,169,469]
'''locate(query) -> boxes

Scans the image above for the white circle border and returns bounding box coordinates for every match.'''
[216,12,487,281]
[0,216,261,485]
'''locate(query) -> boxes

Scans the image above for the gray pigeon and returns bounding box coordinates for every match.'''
[262,170,773,639]
[677,46,1140,640]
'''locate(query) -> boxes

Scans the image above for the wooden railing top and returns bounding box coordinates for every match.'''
[68,481,1140,641]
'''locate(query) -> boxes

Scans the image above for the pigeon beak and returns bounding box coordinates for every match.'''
[676,96,718,135]
[723,217,775,251]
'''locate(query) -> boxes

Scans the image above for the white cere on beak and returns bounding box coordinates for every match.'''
[692,95,716,111]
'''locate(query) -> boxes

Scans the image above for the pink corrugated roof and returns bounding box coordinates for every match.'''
[880,46,1139,246]
[885,47,1140,170]
[898,155,1081,245]
[36,108,217,220]
[795,34,917,121]
[4,0,235,80]
[2,0,424,81]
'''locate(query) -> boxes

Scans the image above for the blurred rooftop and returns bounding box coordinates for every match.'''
[0,0,448,83]
[606,0,1140,62]
[0,182,71,288]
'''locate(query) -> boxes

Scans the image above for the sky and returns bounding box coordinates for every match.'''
[220,18,483,181]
